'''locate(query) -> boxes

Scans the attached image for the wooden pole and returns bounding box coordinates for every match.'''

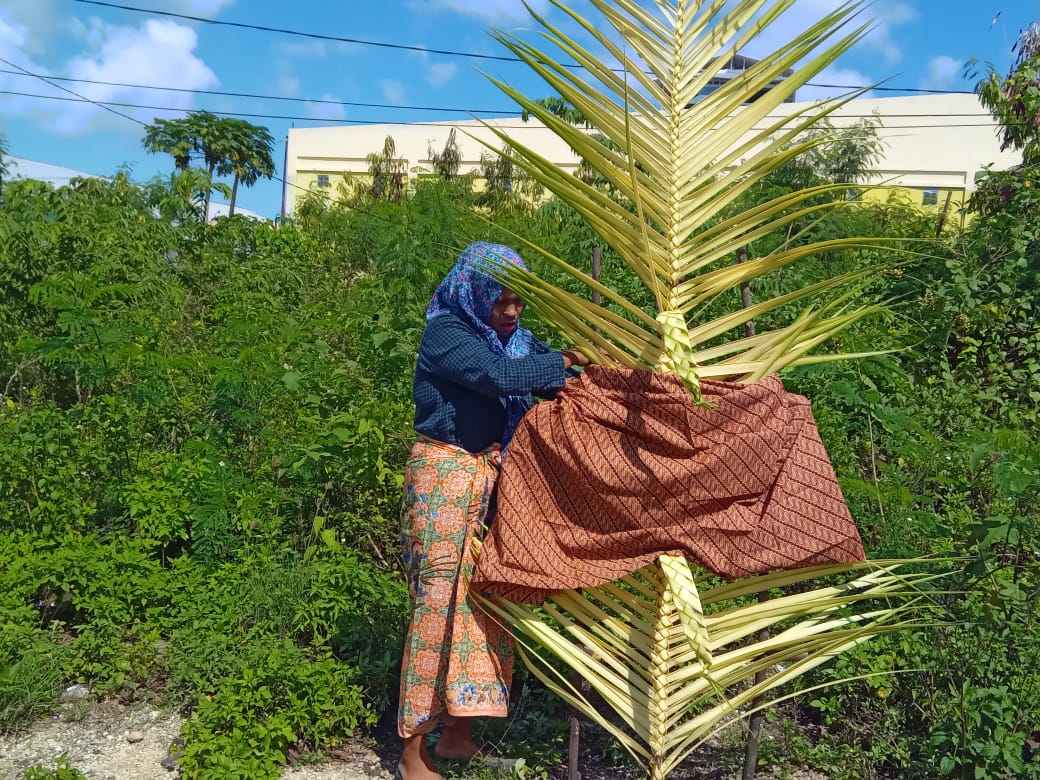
[737,243,767,780]
[567,245,603,780]
[737,246,755,338]
[936,191,953,237]
[591,246,603,306]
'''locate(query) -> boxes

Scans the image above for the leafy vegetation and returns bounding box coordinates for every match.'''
[142,111,275,216]
[0,10,1038,777]
[0,151,1035,776]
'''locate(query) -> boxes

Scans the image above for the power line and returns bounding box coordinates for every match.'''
[0,68,996,118]
[73,0,977,96]
[2,90,1010,130]
[0,56,401,224]
[0,55,147,126]
[73,0,524,63]
[0,68,519,115]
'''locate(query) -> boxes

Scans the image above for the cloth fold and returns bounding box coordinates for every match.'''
[473,366,865,603]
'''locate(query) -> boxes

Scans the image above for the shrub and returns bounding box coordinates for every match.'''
[21,756,87,780]
[177,641,375,779]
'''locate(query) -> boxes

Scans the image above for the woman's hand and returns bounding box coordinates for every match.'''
[562,349,592,369]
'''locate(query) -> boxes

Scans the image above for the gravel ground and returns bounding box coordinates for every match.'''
[0,693,828,779]
[0,696,392,780]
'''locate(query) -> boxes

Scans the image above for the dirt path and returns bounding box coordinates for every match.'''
[0,697,830,780]
[0,700,392,780]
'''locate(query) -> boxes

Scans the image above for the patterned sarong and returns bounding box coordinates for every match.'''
[397,437,514,738]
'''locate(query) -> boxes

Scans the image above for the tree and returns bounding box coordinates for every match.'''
[971,21,1040,165]
[366,135,406,202]
[771,116,884,195]
[142,117,195,171]
[428,128,462,181]
[222,120,275,217]
[147,168,231,223]
[186,112,234,219]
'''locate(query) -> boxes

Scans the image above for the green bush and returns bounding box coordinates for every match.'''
[21,756,87,780]
[177,641,375,779]
[1,166,1037,778]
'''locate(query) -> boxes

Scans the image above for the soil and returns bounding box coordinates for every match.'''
[0,700,393,780]
[0,699,829,779]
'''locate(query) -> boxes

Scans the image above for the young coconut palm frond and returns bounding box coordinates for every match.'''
[464,2,940,778]
[475,0,904,396]
[474,561,946,780]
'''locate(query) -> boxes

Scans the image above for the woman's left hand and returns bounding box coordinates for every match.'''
[563,349,591,369]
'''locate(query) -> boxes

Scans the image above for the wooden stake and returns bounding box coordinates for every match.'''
[568,245,603,780]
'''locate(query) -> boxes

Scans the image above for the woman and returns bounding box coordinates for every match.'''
[397,242,589,780]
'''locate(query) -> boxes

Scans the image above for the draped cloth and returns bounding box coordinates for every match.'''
[473,366,866,603]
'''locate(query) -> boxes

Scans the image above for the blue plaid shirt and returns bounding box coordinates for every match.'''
[413,313,567,453]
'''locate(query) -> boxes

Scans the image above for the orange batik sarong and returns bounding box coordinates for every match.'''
[397,437,514,738]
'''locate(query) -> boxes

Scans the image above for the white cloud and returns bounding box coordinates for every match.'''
[0,17,56,119]
[414,0,550,23]
[2,0,234,53]
[742,0,917,66]
[0,0,57,52]
[305,94,346,121]
[920,55,962,91]
[13,19,220,136]
[411,46,460,88]
[426,62,459,87]
[380,79,407,105]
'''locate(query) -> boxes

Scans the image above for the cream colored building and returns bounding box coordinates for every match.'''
[283,93,1022,218]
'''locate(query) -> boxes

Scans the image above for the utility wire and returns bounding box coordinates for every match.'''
[0,68,995,118]
[2,90,1010,130]
[0,55,147,126]
[74,0,525,63]
[72,0,977,96]
[0,55,401,223]
[0,68,518,115]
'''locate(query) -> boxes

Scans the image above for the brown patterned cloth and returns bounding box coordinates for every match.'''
[473,366,865,602]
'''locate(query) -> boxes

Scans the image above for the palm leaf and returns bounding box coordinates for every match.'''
[463,3,938,777]
[474,560,951,780]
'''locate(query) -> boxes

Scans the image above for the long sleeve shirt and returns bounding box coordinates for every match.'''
[413,313,568,453]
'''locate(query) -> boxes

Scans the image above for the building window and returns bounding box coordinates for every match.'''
[316,174,330,188]
[922,188,939,206]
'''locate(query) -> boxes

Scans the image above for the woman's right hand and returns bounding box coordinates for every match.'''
[562,349,591,369]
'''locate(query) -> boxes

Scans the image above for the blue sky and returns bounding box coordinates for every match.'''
[0,0,1035,217]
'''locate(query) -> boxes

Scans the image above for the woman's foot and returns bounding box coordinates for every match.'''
[434,718,480,760]
[398,734,443,780]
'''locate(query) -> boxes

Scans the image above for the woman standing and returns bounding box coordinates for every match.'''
[397,242,589,780]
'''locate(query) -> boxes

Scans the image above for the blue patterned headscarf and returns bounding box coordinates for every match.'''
[426,242,534,447]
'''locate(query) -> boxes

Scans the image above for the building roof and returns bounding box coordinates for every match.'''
[4,155,264,221]
[6,156,103,186]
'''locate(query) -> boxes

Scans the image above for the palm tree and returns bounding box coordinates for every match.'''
[465,3,939,778]
[142,117,195,171]
[186,112,234,219]
[222,120,275,217]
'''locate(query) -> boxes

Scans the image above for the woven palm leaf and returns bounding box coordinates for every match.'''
[464,2,934,777]
[474,560,945,779]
